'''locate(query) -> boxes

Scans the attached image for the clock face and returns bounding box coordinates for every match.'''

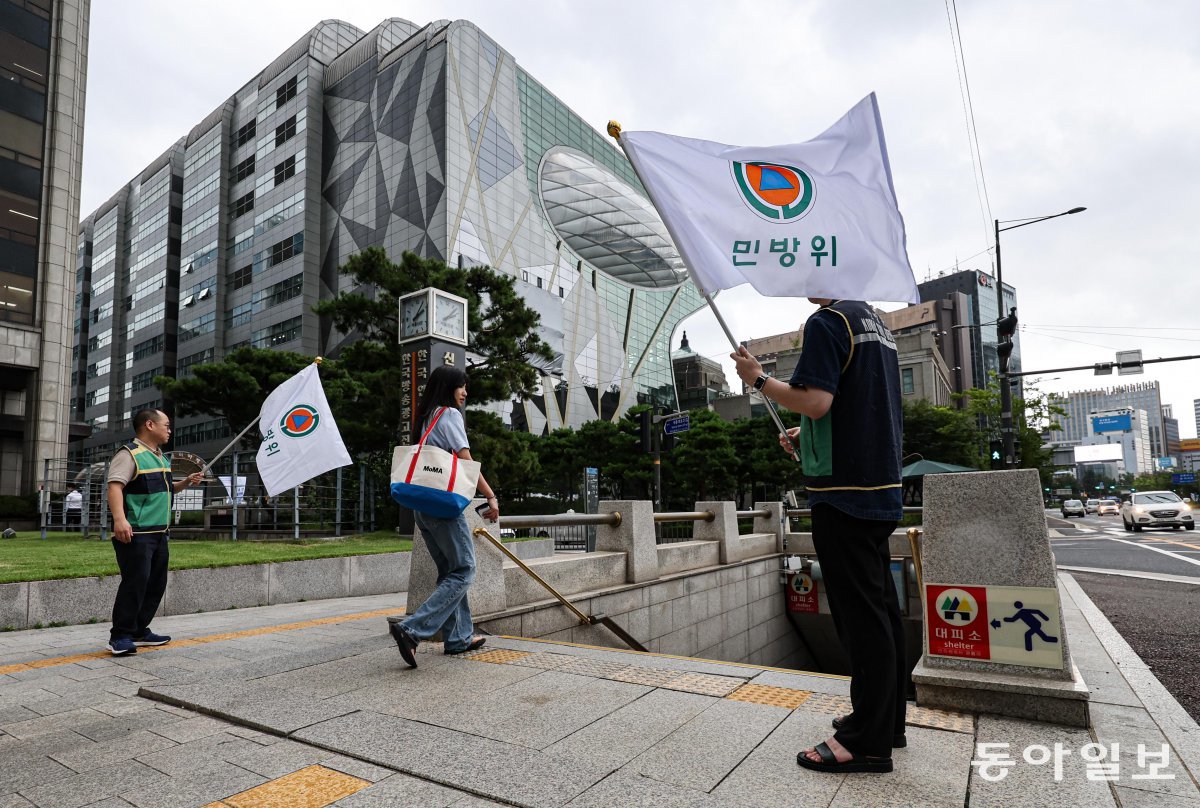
[433,295,466,341]
[400,296,428,340]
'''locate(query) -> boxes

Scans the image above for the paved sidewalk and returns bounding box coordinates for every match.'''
[0,578,1196,807]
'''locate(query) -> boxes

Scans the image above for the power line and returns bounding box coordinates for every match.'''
[945,0,993,250]
[1023,326,1200,345]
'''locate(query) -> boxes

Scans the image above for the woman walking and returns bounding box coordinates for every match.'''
[390,366,499,667]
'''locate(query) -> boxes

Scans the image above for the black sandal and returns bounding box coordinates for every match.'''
[797,741,892,774]
[832,715,907,748]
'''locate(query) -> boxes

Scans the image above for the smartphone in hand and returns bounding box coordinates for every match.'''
[474,502,490,515]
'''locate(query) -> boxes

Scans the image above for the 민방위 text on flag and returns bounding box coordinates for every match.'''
[619,92,918,304]
[256,363,352,497]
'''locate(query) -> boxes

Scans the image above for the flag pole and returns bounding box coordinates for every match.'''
[607,121,799,460]
[196,357,324,475]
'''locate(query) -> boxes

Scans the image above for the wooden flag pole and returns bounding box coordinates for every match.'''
[607,121,799,461]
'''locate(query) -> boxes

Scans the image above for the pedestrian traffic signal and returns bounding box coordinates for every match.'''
[989,440,1003,470]
[637,409,652,453]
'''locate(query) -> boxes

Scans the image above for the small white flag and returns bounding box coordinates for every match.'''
[619,93,918,304]
[256,363,351,497]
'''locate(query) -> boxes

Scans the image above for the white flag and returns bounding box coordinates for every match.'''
[620,93,918,304]
[256,363,352,497]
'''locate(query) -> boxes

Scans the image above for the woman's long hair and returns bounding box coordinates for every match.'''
[415,365,469,429]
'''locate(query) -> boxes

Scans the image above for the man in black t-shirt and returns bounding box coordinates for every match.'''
[733,298,905,775]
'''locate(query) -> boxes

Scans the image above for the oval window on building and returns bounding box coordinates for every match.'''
[538,147,686,290]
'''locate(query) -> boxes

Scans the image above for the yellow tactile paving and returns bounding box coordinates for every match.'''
[799,692,853,716]
[504,651,574,670]
[605,665,685,687]
[904,704,974,734]
[462,648,532,665]
[206,765,370,808]
[726,683,813,709]
[660,671,747,697]
[0,607,403,676]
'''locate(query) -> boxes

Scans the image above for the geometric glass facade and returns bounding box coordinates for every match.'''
[918,269,1021,387]
[73,17,701,464]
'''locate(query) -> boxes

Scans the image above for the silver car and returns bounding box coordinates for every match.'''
[1060,499,1086,518]
[1121,491,1195,532]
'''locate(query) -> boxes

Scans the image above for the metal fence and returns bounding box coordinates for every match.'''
[42,452,379,540]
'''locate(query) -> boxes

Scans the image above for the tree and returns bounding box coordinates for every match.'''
[535,428,581,504]
[666,409,737,503]
[312,249,554,406]
[730,411,805,507]
[465,411,540,500]
[956,375,1066,479]
[901,399,980,469]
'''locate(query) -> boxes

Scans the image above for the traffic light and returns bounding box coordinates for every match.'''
[996,307,1018,338]
[637,409,652,453]
[989,440,1003,470]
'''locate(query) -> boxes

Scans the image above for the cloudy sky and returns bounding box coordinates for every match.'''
[80,1,1200,439]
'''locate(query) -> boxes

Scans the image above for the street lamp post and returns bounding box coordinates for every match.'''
[994,207,1086,469]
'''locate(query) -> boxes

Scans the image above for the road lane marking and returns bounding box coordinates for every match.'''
[1138,537,1200,552]
[1106,538,1200,568]
[0,607,402,676]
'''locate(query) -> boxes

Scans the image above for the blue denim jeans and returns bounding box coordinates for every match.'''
[401,511,476,651]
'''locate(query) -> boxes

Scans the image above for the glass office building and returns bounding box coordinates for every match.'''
[917,269,1021,387]
[0,0,89,494]
[72,18,702,464]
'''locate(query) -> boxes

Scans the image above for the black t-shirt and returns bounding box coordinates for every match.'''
[789,300,903,521]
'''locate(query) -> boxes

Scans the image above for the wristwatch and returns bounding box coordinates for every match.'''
[753,374,769,391]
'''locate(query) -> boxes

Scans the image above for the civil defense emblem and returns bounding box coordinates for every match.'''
[936,588,979,626]
[731,161,815,222]
[280,404,320,438]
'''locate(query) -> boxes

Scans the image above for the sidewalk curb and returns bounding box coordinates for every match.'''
[1059,572,1200,787]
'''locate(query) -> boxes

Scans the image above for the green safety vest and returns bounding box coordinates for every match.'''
[120,441,173,535]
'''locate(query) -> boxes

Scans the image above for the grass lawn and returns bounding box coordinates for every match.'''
[0,531,413,584]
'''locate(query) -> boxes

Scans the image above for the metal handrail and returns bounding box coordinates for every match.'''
[785,506,924,518]
[498,512,622,529]
[737,509,771,519]
[654,510,714,523]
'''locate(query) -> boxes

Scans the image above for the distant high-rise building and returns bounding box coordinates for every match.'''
[671,331,728,411]
[0,0,90,495]
[1049,381,1171,461]
[71,18,702,468]
[917,269,1019,388]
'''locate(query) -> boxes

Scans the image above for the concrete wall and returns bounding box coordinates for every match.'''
[0,551,411,630]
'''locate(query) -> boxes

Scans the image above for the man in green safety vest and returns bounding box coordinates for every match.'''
[105,409,203,656]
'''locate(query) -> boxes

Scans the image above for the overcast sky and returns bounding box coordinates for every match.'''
[80,1,1200,439]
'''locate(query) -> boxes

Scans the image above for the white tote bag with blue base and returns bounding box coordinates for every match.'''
[390,407,480,519]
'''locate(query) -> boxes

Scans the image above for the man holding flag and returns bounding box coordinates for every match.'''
[616,93,913,774]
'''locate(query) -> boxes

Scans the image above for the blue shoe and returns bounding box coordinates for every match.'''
[106,637,137,656]
[133,631,171,646]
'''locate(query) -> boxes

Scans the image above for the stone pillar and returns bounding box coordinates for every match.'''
[693,501,740,563]
[753,501,785,553]
[596,500,657,583]
[911,469,1089,726]
[405,500,506,634]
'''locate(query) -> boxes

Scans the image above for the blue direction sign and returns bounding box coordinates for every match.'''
[663,415,691,435]
[1172,473,1195,484]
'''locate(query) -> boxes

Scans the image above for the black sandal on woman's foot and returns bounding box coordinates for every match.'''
[796,741,893,774]
[831,715,907,748]
[444,636,487,655]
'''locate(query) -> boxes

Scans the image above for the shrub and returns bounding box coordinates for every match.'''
[0,494,37,519]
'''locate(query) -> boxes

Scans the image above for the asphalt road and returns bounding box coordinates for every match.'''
[1044,509,1200,724]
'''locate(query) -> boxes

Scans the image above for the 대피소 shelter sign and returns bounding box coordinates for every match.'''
[925,583,1064,670]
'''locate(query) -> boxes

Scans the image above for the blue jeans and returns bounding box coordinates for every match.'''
[401,511,476,651]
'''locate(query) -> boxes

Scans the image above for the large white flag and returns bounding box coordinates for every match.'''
[256,363,352,497]
[620,93,918,304]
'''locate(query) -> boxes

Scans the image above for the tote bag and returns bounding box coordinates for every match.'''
[390,407,481,518]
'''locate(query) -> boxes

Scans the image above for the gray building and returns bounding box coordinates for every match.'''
[0,0,89,495]
[1049,381,1172,463]
[671,331,728,412]
[71,18,702,467]
[917,269,1019,390]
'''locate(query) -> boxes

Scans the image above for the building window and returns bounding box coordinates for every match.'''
[268,233,302,267]
[232,191,254,219]
[233,155,255,183]
[273,155,296,186]
[228,265,252,290]
[902,368,915,395]
[252,316,302,349]
[178,348,215,377]
[276,76,298,107]
[234,120,257,148]
[132,335,164,361]
[275,115,298,148]
[225,302,252,329]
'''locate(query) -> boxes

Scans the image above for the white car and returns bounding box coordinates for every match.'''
[1096,501,1120,516]
[1085,499,1102,513]
[1121,491,1194,532]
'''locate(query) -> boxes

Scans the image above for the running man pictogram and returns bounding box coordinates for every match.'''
[1001,601,1059,652]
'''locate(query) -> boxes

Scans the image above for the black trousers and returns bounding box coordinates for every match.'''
[812,503,906,757]
[110,532,169,640]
